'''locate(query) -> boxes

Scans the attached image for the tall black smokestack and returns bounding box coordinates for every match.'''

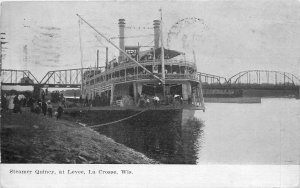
[153,20,160,49]
[118,19,125,62]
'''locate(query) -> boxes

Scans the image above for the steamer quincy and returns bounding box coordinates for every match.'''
[76,13,205,112]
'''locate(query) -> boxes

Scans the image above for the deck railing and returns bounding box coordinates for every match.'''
[86,59,196,77]
[84,72,198,90]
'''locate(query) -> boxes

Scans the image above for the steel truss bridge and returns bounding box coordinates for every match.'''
[1,69,300,90]
[198,70,300,89]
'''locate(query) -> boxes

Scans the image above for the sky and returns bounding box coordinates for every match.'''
[1,0,300,81]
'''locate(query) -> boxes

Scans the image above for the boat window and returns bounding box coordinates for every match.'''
[138,67,144,74]
[158,65,162,73]
[172,65,180,74]
[189,66,195,74]
[95,70,101,75]
[165,65,171,74]
[126,68,134,76]
[148,54,153,60]
[153,65,158,74]
[145,65,152,73]
[180,66,186,74]
[89,70,94,78]
[134,67,138,75]
[120,69,125,77]
[113,61,118,68]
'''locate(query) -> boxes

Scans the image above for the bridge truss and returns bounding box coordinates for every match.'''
[39,67,105,88]
[197,72,228,85]
[1,68,299,89]
[1,69,40,86]
[227,70,300,87]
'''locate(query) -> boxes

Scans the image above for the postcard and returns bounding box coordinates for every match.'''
[1,1,299,187]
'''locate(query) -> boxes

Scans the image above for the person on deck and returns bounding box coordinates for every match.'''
[174,94,183,107]
[153,96,160,108]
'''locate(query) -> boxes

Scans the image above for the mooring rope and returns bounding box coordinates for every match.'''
[89,110,147,129]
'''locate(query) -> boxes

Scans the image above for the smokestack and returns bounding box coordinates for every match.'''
[153,20,160,49]
[118,19,125,62]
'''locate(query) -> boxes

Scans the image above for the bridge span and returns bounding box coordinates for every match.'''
[1,68,300,98]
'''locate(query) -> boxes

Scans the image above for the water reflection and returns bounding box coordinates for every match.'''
[95,110,205,164]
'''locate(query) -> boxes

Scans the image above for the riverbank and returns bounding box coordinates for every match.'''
[1,109,157,164]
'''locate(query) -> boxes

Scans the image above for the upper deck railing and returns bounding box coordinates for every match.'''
[86,59,196,75]
[83,59,198,87]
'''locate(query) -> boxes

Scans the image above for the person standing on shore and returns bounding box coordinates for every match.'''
[79,95,82,107]
[56,104,63,120]
[13,95,22,114]
[41,100,47,116]
[1,94,8,112]
[47,101,53,117]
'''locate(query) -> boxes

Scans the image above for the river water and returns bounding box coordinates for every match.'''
[96,98,300,164]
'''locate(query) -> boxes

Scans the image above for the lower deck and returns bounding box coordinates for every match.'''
[83,79,204,110]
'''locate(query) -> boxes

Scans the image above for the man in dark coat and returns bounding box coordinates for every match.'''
[1,94,8,112]
[56,105,63,120]
[13,95,22,114]
[27,97,34,112]
[41,100,47,116]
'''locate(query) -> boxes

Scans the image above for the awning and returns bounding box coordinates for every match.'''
[140,47,183,60]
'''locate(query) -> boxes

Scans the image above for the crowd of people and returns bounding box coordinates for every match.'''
[1,93,64,120]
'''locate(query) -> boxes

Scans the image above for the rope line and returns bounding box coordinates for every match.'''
[89,110,147,128]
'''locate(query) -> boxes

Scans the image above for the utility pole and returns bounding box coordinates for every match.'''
[0,33,8,76]
[159,9,166,101]
[0,32,8,97]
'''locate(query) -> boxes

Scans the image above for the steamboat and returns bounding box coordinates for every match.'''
[77,13,205,112]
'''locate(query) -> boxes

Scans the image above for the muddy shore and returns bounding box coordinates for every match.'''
[1,109,157,164]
